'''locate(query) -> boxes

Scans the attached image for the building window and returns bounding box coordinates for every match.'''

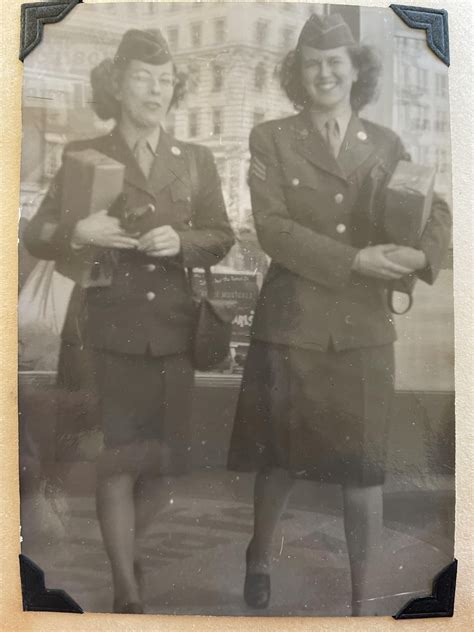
[188,63,200,93]
[254,63,267,91]
[191,22,202,48]
[188,110,199,138]
[255,20,269,45]
[167,27,179,52]
[435,73,448,98]
[411,104,430,131]
[166,112,176,137]
[280,26,295,49]
[416,68,428,93]
[253,111,265,127]
[212,63,224,92]
[434,147,449,174]
[215,18,226,44]
[434,110,449,133]
[212,109,223,136]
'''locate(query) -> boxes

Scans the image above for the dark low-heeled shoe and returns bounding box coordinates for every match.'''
[134,560,145,599]
[244,571,271,609]
[113,599,144,614]
[244,546,271,609]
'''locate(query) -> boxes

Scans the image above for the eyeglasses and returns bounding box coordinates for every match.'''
[129,71,177,89]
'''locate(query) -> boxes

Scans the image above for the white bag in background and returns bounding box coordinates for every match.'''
[19,261,74,371]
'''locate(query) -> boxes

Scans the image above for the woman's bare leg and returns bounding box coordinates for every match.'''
[342,483,384,616]
[134,474,173,538]
[248,467,295,572]
[96,466,140,608]
[133,473,173,593]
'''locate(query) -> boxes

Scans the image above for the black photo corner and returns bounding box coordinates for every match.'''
[20,554,83,613]
[394,559,457,619]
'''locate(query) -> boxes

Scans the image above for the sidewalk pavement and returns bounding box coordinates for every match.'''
[20,469,454,617]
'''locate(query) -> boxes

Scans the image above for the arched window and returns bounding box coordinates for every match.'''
[212,63,224,92]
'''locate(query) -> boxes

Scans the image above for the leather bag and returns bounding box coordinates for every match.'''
[188,268,237,371]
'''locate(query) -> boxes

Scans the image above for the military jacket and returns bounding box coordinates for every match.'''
[248,110,452,352]
[24,127,234,357]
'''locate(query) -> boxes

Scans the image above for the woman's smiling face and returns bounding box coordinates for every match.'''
[300,45,358,111]
[115,59,175,130]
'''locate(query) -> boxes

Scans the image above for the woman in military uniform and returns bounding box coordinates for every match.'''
[25,29,234,613]
[228,14,451,614]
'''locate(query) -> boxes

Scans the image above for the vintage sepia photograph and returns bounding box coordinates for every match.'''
[18,1,454,618]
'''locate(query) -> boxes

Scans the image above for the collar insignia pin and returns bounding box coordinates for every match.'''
[357,131,368,141]
[171,146,181,156]
[296,128,309,140]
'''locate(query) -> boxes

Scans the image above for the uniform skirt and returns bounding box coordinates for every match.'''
[227,340,395,486]
[55,342,194,475]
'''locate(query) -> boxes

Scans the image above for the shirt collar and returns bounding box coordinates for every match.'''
[309,106,353,140]
[118,120,162,155]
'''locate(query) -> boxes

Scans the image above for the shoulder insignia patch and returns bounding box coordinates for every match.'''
[250,155,267,181]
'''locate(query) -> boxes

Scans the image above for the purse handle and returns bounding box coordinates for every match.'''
[388,287,413,315]
[187,267,215,300]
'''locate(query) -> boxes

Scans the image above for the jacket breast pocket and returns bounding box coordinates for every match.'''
[169,179,192,204]
[281,170,322,194]
[281,171,327,227]
[164,178,193,227]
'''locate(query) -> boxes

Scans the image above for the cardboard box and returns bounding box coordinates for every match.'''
[384,160,436,247]
[384,161,436,306]
[56,149,125,287]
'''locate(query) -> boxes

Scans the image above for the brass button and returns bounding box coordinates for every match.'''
[146,291,156,301]
[345,314,352,325]
[336,223,346,234]
[335,193,344,204]
[147,203,156,213]
[145,264,156,272]
[292,178,300,186]
[357,131,368,141]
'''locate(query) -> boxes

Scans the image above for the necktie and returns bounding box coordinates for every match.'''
[324,119,341,158]
[134,138,154,179]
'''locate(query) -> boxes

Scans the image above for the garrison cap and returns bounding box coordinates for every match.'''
[114,29,172,65]
[297,13,356,50]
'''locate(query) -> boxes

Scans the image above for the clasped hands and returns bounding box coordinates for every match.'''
[71,210,181,257]
[353,244,427,280]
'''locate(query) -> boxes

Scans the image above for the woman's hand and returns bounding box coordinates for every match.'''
[137,225,181,257]
[384,246,427,271]
[353,244,415,280]
[71,210,139,249]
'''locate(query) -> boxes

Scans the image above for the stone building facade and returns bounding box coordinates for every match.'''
[21,3,451,263]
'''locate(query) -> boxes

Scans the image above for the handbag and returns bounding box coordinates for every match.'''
[187,268,237,371]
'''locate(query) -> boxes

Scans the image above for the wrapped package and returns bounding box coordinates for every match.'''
[384,160,436,246]
[384,160,436,311]
[56,149,125,287]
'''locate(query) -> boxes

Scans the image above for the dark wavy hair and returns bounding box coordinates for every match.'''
[279,44,382,113]
[90,58,187,121]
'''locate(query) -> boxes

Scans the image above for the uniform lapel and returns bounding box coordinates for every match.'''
[148,129,188,196]
[337,114,375,178]
[290,110,346,181]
